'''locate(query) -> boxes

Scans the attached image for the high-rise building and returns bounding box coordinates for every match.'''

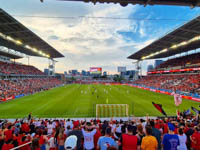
[155,60,163,68]
[117,66,126,72]
[44,68,49,75]
[125,70,136,76]
[72,70,78,75]
[103,71,107,76]
[81,70,87,76]
[118,66,126,76]
[147,65,154,72]
[86,71,90,76]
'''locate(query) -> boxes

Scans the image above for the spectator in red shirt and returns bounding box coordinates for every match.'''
[4,125,13,142]
[2,139,14,150]
[120,124,139,150]
[190,126,200,150]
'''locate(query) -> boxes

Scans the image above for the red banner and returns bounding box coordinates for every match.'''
[148,67,200,74]
[2,96,15,101]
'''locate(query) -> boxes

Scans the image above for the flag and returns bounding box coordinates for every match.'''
[174,94,182,106]
[191,106,200,114]
[176,109,180,119]
[184,109,191,116]
[152,102,167,116]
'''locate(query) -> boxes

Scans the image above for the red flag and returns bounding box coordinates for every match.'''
[152,102,167,116]
[176,109,180,119]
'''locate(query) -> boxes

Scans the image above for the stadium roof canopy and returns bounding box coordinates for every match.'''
[128,15,200,60]
[59,0,200,7]
[0,50,22,59]
[0,9,64,59]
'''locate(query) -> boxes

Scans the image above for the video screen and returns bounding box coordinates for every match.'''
[90,67,102,74]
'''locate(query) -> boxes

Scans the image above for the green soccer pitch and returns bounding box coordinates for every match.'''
[0,84,199,118]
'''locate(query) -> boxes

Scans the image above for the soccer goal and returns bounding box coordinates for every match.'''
[96,104,129,118]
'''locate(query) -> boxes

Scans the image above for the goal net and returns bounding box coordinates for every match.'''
[96,104,128,118]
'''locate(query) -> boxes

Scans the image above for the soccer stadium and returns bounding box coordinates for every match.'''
[1,1,200,150]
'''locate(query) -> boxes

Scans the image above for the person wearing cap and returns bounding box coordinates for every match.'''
[65,135,77,150]
[67,122,83,150]
[97,127,117,150]
[162,123,180,150]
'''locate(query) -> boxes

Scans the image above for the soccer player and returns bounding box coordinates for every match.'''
[28,112,32,121]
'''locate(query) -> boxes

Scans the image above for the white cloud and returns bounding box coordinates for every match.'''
[7,3,157,74]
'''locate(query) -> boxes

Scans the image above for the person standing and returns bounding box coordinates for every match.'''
[190,126,200,150]
[28,112,32,121]
[82,122,97,150]
[162,123,180,150]
[67,123,83,150]
[150,120,161,150]
[177,128,187,150]
[120,125,138,150]
[141,126,158,150]
[97,127,117,150]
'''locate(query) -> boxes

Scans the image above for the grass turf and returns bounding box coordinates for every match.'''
[0,84,199,118]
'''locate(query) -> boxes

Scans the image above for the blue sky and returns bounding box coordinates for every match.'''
[1,0,200,74]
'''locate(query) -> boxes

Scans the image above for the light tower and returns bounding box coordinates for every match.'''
[132,60,142,80]
[48,59,57,76]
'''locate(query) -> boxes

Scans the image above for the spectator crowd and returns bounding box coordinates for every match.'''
[0,78,62,101]
[0,61,44,75]
[0,114,200,150]
[133,74,200,96]
[156,53,200,69]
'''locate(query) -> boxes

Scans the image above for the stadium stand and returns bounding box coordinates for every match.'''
[156,53,200,69]
[127,15,200,100]
[134,74,200,94]
[0,61,44,75]
[0,9,64,103]
[131,52,200,99]
[0,78,62,101]
[0,112,198,150]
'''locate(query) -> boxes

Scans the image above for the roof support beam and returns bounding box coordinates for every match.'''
[167,35,188,40]
[0,22,18,26]
[194,17,200,22]
[4,30,29,34]
[180,28,200,34]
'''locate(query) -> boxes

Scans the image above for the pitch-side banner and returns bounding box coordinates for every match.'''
[3,96,15,101]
